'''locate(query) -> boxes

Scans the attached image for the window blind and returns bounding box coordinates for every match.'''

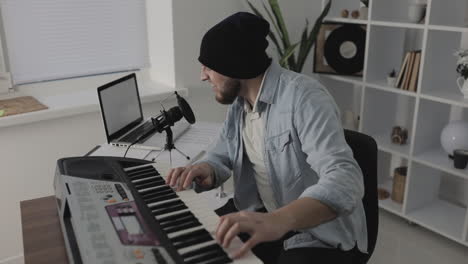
[0,0,150,85]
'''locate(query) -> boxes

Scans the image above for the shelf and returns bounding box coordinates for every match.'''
[366,79,417,97]
[406,199,466,241]
[413,148,468,180]
[378,179,404,215]
[324,17,368,25]
[321,74,363,85]
[420,89,468,108]
[373,134,411,158]
[428,25,468,32]
[371,20,425,29]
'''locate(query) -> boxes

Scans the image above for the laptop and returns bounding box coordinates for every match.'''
[97,73,190,151]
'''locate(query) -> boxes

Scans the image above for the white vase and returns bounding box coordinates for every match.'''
[408,4,425,23]
[440,120,468,156]
[387,76,396,87]
[456,77,468,99]
[359,7,368,20]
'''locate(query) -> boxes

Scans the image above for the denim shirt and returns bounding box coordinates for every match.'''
[196,61,368,253]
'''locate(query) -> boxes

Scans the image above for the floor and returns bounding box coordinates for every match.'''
[369,209,468,264]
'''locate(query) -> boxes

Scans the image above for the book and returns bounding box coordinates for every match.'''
[408,51,422,92]
[402,51,415,90]
[396,52,411,88]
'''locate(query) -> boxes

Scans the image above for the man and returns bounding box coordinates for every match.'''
[166,12,368,263]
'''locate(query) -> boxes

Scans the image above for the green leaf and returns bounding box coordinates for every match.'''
[297,20,309,70]
[246,1,283,56]
[262,1,282,39]
[280,42,299,67]
[246,1,266,21]
[268,31,284,58]
[296,0,332,72]
[268,0,290,48]
[268,0,296,69]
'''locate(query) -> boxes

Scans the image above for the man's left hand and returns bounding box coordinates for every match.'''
[216,211,290,259]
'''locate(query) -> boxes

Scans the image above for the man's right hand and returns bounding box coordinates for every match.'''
[166,162,215,191]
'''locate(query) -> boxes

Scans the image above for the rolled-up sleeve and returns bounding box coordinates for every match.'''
[294,82,364,216]
[193,113,234,192]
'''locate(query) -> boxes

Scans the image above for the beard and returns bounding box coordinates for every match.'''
[215,78,241,105]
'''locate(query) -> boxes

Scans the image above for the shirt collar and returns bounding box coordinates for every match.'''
[244,66,270,113]
[238,60,283,112]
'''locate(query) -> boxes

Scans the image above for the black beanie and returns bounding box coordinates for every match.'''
[198,12,272,79]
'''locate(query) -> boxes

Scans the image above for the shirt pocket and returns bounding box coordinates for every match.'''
[266,130,302,186]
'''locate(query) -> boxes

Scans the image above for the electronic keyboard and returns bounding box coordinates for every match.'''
[54,156,261,264]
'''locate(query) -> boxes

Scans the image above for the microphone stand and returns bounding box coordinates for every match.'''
[152,127,190,168]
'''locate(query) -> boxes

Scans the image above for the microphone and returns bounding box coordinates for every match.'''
[151,92,196,132]
[124,92,195,158]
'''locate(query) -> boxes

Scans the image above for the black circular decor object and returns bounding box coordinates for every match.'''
[324,24,366,75]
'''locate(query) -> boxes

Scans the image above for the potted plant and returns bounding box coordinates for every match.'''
[387,69,397,87]
[246,0,331,73]
[454,49,468,98]
[360,0,369,20]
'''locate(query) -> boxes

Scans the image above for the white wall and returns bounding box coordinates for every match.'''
[146,0,176,87]
[172,0,322,90]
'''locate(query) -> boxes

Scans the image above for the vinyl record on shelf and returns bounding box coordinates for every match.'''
[324,24,366,75]
[313,23,367,76]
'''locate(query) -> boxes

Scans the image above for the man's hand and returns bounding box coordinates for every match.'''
[166,162,215,191]
[216,211,290,259]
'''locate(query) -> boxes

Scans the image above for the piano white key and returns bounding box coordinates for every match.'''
[175,189,261,264]
[167,226,205,239]
[177,240,219,255]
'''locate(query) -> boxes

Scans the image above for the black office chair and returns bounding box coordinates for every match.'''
[344,129,379,264]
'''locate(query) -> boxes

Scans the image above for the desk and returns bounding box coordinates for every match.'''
[20,196,68,264]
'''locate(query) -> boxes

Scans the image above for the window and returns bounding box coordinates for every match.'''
[0,0,150,85]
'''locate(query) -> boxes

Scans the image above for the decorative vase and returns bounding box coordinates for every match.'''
[440,120,468,157]
[359,6,368,20]
[408,3,426,23]
[456,77,468,99]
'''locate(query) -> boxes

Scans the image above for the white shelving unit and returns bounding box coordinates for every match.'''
[319,0,468,246]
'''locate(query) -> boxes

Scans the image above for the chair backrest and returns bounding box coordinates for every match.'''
[344,129,378,263]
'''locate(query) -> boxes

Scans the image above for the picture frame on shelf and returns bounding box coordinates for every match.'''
[313,22,366,77]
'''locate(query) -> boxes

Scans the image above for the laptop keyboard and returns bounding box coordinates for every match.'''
[120,121,155,143]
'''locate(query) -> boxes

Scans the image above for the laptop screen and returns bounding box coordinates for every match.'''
[97,73,143,143]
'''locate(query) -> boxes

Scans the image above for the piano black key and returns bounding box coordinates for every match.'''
[134,178,166,190]
[126,166,154,174]
[161,216,199,229]
[127,167,157,177]
[173,233,213,250]
[139,185,172,197]
[149,200,184,211]
[132,175,164,185]
[171,229,210,243]
[142,185,172,196]
[145,193,178,204]
[181,244,221,259]
[153,204,188,216]
[158,211,195,224]
[143,188,174,200]
[161,218,201,230]
[164,221,202,234]
[185,250,229,264]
